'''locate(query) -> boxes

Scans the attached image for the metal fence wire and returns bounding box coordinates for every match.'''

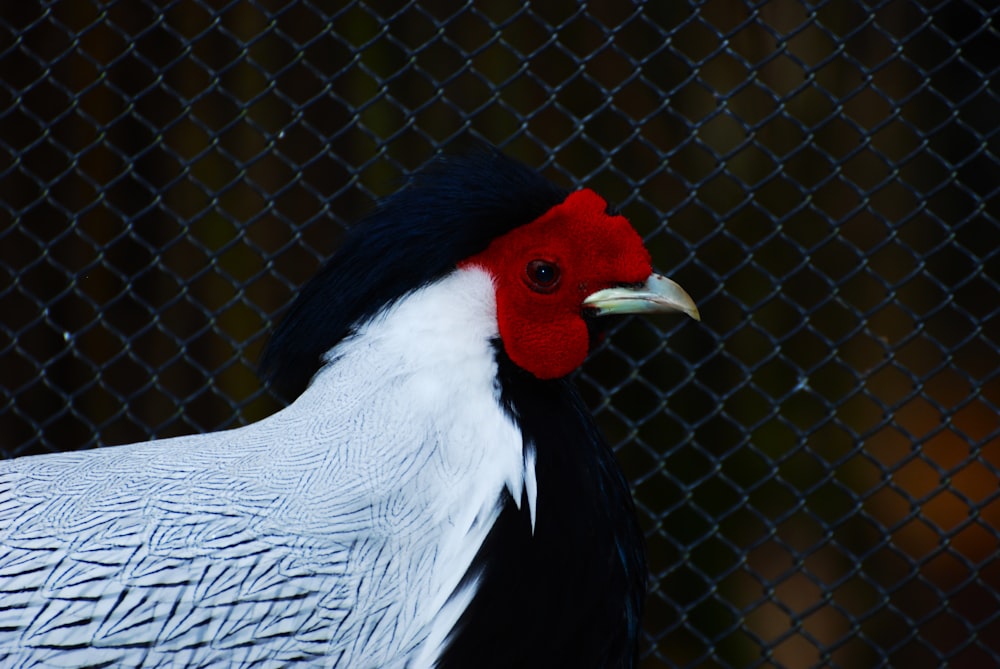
[1,1,998,667]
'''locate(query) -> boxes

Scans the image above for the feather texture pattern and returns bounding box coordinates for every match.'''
[0,267,531,668]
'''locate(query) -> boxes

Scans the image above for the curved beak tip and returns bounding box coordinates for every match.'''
[583,273,700,321]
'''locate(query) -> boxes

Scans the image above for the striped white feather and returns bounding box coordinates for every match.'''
[0,266,533,668]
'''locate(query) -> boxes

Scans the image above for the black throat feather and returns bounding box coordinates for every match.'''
[435,345,647,669]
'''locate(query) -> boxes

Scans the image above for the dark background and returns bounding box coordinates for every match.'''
[2,1,998,667]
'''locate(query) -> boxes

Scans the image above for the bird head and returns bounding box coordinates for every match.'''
[261,147,699,397]
[459,188,698,379]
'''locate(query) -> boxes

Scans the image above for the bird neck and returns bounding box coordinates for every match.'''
[294,266,537,523]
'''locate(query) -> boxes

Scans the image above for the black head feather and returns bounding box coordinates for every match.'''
[260,146,569,400]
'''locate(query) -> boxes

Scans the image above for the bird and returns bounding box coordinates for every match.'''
[0,147,699,668]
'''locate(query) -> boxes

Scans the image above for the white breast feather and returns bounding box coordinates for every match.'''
[0,267,533,668]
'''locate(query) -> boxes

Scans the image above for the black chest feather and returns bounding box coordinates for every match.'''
[436,351,646,669]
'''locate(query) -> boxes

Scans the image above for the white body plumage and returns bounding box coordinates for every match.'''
[0,267,535,668]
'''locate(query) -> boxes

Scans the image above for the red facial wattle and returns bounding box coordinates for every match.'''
[460,189,652,379]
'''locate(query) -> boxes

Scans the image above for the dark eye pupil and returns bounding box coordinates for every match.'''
[525,259,560,293]
[534,264,554,283]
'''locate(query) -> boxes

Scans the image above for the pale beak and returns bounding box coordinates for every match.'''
[582,273,701,321]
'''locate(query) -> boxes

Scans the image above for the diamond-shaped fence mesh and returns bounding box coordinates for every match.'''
[2,1,998,667]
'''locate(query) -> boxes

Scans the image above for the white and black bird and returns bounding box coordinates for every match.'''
[0,148,699,668]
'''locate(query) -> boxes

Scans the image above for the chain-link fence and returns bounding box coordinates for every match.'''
[2,1,998,667]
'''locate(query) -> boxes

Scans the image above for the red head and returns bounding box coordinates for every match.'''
[460,189,655,379]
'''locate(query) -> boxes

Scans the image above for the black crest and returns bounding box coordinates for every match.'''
[260,146,568,400]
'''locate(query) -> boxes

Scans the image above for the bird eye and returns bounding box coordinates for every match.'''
[525,259,561,293]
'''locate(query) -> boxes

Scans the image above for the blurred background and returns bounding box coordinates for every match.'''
[1,1,998,666]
